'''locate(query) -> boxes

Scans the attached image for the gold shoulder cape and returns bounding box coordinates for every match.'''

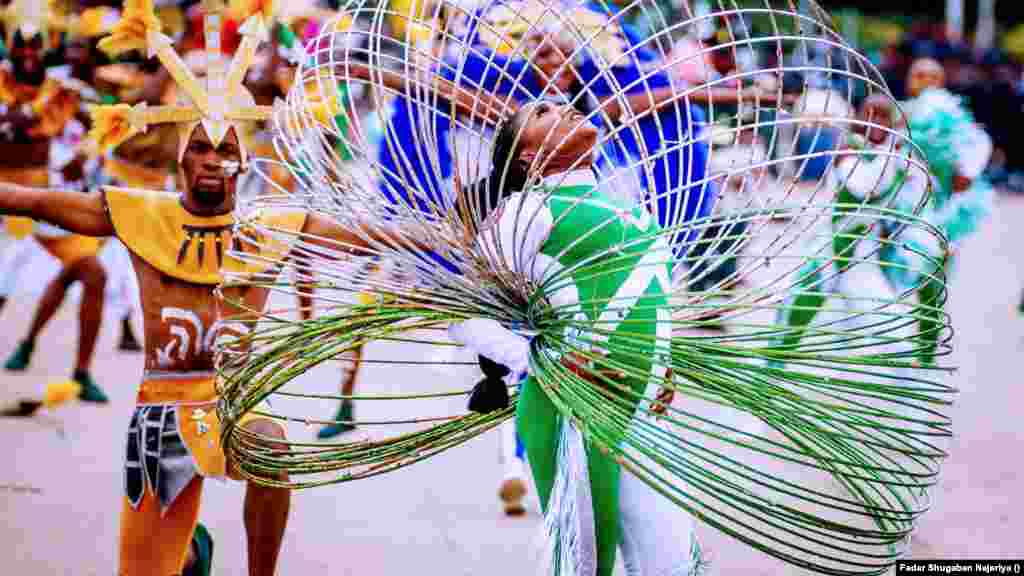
[103,186,307,285]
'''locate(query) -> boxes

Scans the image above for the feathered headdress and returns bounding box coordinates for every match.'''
[90,0,277,169]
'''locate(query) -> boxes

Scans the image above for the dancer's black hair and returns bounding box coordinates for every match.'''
[459,104,536,234]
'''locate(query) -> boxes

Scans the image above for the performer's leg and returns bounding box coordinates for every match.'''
[771,224,868,367]
[295,263,315,322]
[297,291,314,322]
[4,260,78,371]
[516,378,559,512]
[235,419,291,576]
[317,344,364,439]
[74,256,107,376]
[617,470,705,576]
[768,260,829,368]
[914,264,947,367]
[498,420,528,516]
[119,477,204,576]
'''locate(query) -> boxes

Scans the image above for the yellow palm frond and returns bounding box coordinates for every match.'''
[97,0,162,56]
[230,0,276,23]
[88,104,142,153]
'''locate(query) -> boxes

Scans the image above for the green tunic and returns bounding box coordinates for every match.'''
[484,176,672,575]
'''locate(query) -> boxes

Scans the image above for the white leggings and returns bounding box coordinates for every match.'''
[618,471,705,576]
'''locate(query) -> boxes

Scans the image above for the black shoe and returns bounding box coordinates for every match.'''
[4,340,35,371]
[0,296,7,313]
[118,316,143,352]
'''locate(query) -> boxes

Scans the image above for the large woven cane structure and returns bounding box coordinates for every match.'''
[216,1,953,573]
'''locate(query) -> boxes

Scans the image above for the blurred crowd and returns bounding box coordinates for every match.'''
[879,21,1024,190]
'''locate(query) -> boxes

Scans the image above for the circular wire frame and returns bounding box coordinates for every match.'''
[218,1,954,574]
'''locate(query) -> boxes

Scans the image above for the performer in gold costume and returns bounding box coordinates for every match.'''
[0,0,108,404]
[0,0,419,572]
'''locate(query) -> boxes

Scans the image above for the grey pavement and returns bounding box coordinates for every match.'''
[2,193,1024,574]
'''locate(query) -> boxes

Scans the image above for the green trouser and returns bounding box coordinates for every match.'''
[774,222,868,358]
[517,377,620,576]
[781,222,947,367]
[517,296,660,576]
[912,258,948,366]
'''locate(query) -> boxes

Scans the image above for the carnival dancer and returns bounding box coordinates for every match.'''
[448,98,706,574]
[56,3,146,353]
[0,1,428,571]
[0,0,109,404]
[267,12,374,440]
[896,58,992,363]
[904,58,993,257]
[216,5,959,575]
[305,6,540,440]
[770,95,925,366]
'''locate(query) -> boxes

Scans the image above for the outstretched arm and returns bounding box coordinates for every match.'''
[600,86,796,122]
[341,63,513,125]
[0,184,114,237]
[301,212,434,258]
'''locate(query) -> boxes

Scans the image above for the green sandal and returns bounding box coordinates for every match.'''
[183,522,214,576]
[4,340,35,371]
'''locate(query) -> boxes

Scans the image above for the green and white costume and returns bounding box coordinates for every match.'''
[778,89,991,367]
[215,4,959,575]
[776,113,961,367]
[453,170,701,576]
[903,87,993,248]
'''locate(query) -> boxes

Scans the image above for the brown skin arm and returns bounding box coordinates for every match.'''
[599,86,796,121]
[343,63,513,124]
[301,212,433,257]
[0,184,114,236]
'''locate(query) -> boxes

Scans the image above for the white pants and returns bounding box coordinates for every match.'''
[618,471,704,576]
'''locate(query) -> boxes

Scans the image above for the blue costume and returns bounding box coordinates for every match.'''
[573,2,714,255]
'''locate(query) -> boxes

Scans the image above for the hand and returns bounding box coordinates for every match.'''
[952,174,972,193]
[560,351,625,384]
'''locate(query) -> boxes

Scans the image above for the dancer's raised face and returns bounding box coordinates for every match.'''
[179,125,241,217]
[515,100,597,175]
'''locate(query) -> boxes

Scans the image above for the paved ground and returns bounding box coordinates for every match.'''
[2,193,1023,575]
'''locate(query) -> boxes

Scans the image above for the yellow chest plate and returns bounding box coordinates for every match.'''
[103,186,307,285]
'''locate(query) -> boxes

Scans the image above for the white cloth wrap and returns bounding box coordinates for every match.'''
[448,318,530,376]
